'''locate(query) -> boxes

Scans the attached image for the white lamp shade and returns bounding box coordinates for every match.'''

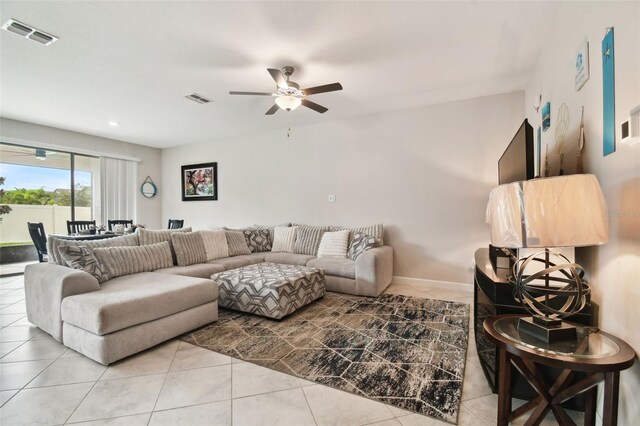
[487,174,609,248]
[275,95,301,111]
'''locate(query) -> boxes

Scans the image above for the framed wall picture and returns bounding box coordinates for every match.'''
[575,40,590,91]
[181,162,218,201]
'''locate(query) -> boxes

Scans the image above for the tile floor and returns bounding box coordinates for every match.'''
[0,274,598,426]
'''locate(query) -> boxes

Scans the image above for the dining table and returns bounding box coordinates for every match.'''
[49,233,124,241]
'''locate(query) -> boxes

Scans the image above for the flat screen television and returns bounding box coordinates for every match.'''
[498,119,535,184]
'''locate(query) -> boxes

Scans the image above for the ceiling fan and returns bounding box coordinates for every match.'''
[229,66,343,115]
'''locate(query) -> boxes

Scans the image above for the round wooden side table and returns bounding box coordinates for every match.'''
[483,315,635,426]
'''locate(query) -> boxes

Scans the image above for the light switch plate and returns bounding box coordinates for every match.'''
[328,194,336,202]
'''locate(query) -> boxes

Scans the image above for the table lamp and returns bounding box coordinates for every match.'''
[486,174,609,343]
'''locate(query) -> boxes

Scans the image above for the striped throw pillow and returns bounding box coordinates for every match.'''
[171,232,207,267]
[317,230,350,259]
[226,230,251,256]
[48,233,140,266]
[330,224,384,243]
[199,230,229,260]
[93,242,174,280]
[293,226,329,256]
[271,226,298,253]
[137,227,192,265]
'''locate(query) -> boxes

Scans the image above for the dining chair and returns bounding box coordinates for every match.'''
[168,219,184,229]
[67,220,96,235]
[108,219,133,231]
[27,222,48,263]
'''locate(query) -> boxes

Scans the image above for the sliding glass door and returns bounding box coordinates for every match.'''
[0,142,100,245]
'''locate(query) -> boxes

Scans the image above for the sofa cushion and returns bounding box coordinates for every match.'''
[61,272,217,335]
[347,232,383,260]
[330,224,384,243]
[199,230,229,260]
[271,226,297,253]
[263,252,315,266]
[154,263,225,279]
[171,232,207,266]
[316,230,350,259]
[243,228,272,253]
[137,227,192,265]
[207,254,265,270]
[226,230,251,256]
[57,245,111,283]
[93,242,174,280]
[306,257,356,279]
[294,226,329,256]
[48,233,140,266]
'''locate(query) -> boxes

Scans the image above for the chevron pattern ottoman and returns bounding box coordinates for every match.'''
[213,262,325,319]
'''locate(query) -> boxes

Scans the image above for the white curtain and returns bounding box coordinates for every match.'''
[100,157,138,224]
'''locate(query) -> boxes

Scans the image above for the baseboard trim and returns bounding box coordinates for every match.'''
[392,275,473,293]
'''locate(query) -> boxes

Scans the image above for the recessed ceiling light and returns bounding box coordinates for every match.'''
[108,121,119,127]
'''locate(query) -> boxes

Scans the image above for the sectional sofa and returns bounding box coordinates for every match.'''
[24,224,393,364]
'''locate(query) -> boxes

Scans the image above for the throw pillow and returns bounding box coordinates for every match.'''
[331,224,384,243]
[198,230,229,260]
[93,241,173,280]
[48,233,140,266]
[254,223,290,244]
[347,232,383,260]
[137,227,192,265]
[271,226,298,253]
[243,228,272,253]
[171,232,207,267]
[294,226,329,256]
[317,230,350,258]
[57,245,110,283]
[226,230,251,256]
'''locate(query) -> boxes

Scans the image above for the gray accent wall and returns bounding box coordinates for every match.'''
[161,92,524,284]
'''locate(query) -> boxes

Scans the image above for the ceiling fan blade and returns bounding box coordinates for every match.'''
[265,104,280,115]
[303,82,343,96]
[229,91,273,96]
[301,99,328,114]
[267,68,289,89]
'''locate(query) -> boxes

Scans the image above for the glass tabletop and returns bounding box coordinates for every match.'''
[494,317,620,358]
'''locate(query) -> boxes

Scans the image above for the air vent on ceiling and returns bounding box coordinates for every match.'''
[185,93,211,104]
[1,19,58,45]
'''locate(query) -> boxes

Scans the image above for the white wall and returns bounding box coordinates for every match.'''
[0,118,163,228]
[524,2,639,422]
[162,92,523,283]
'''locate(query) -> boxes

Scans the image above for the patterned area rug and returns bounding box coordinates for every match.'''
[180,292,470,424]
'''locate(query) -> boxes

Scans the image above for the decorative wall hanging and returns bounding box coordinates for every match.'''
[537,126,542,177]
[577,106,586,173]
[542,102,551,131]
[181,162,218,201]
[602,28,615,156]
[140,176,158,198]
[575,41,590,91]
[555,103,570,175]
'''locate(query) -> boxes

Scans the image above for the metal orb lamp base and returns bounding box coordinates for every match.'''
[512,249,589,344]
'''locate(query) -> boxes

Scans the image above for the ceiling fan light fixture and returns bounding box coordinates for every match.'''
[275,95,301,111]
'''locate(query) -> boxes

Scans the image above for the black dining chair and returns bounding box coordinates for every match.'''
[108,219,133,231]
[67,220,96,235]
[168,219,184,229]
[27,222,48,263]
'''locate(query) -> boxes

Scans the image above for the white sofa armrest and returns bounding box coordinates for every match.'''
[25,263,100,341]
[355,245,394,296]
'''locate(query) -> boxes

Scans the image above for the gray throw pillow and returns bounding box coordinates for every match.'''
[243,228,272,253]
[347,232,383,260]
[57,245,110,283]
[294,226,329,256]
[93,241,174,280]
[226,230,251,256]
[171,232,207,266]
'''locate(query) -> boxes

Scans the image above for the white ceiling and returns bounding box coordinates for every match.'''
[0,1,554,149]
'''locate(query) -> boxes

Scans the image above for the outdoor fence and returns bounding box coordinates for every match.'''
[0,204,92,244]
